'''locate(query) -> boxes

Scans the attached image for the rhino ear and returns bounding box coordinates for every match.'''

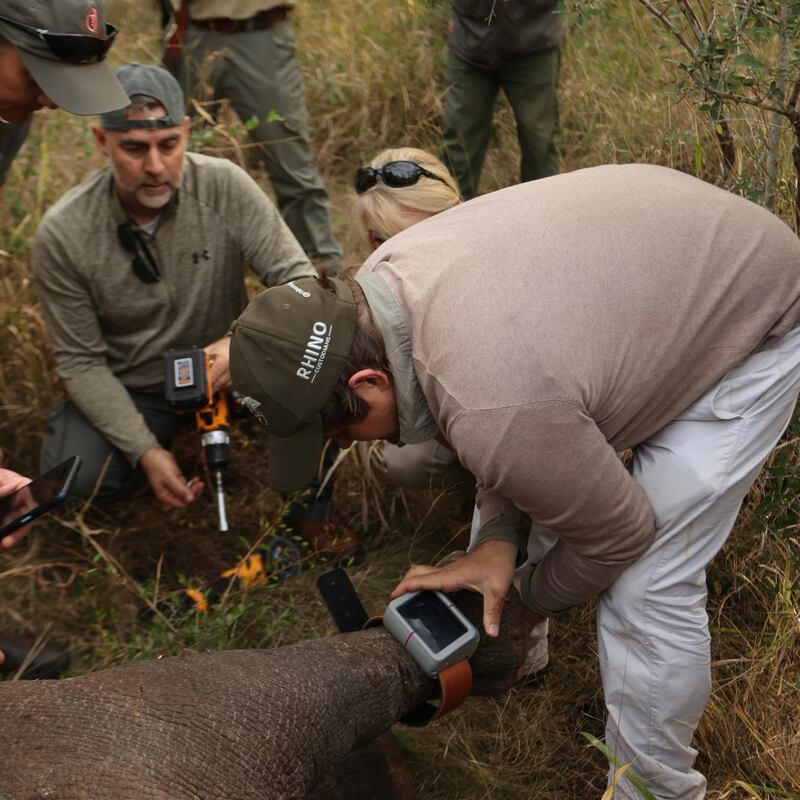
[452,588,527,697]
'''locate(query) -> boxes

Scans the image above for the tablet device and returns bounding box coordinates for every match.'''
[0,456,81,537]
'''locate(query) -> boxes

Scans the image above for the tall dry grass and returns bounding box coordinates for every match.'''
[1,1,798,798]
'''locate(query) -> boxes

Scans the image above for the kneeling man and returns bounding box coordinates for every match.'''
[228,164,800,799]
[33,63,314,507]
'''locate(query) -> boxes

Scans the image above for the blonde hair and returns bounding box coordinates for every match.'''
[352,147,461,245]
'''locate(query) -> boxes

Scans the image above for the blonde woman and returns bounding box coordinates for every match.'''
[352,148,471,496]
[352,147,551,679]
[352,147,461,250]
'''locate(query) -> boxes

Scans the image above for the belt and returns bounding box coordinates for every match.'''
[191,7,289,34]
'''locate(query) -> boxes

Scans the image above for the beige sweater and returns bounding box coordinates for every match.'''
[358,164,800,614]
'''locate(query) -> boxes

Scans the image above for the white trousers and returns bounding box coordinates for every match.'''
[600,325,800,799]
[468,326,800,799]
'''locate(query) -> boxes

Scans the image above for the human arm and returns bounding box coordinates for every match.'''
[451,401,655,618]
[31,226,164,468]
[0,120,32,195]
[224,162,316,286]
[0,469,33,550]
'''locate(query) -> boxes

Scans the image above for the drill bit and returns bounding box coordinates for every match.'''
[215,469,228,532]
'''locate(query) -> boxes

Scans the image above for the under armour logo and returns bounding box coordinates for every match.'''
[192,249,210,264]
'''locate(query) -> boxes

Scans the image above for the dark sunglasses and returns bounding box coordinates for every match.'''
[353,161,447,194]
[117,222,161,284]
[0,15,117,64]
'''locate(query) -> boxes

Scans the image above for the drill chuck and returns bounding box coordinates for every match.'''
[201,429,230,471]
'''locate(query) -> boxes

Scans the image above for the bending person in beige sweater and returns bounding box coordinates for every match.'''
[229,164,800,799]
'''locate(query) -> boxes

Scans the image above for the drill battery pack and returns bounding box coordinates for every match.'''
[164,348,211,410]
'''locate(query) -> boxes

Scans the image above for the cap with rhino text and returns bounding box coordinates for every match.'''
[0,0,128,115]
[230,277,357,492]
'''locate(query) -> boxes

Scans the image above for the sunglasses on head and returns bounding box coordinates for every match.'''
[353,161,447,195]
[0,14,117,64]
[117,222,161,284]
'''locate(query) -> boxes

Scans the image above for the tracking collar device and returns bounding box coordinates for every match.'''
[317,571,479,726]
[366,590,479,726]
[383,590,479,679]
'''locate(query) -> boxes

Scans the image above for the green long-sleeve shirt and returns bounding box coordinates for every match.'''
[32,152,314,465]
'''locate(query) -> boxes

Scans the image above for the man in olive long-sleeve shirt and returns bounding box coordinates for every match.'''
[33,64,314,507]
[228,165,800,799]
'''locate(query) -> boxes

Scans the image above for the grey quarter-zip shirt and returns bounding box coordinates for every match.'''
[357,164,800,615]
[32,152,314,465]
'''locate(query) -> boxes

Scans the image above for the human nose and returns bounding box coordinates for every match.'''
[144,145,165,176]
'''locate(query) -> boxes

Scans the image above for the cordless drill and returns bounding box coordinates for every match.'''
[164,347,231,531]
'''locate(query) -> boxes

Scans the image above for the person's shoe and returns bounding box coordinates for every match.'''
[0,633,70,680]
[295,519,362,563]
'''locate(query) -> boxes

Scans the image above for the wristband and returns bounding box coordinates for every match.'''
[364,613,473,727]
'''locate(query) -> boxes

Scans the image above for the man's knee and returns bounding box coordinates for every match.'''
[40,401,135,502]
[69,454,135,502]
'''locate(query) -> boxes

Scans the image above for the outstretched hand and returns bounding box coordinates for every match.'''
[391,540,519,637]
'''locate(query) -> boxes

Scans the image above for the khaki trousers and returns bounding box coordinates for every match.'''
[599,325,800,799]
[184,20,342,260]
[40,393,188,502]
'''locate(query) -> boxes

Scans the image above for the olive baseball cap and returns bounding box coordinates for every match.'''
[100,64,185,131]
[0,0,128,115]
[230,277,357,492]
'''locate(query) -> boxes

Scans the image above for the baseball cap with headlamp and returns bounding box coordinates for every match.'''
[99,63,185,131]
[0,0,128,115]
[230,277,357,492]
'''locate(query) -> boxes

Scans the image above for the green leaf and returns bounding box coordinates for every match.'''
[734,53,765,70]
[580,732,659,800]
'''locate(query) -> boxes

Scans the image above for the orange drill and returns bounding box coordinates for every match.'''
[164,347,231,531]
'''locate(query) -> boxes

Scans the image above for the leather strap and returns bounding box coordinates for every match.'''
[191,8,289,34]
[363,614,473,727]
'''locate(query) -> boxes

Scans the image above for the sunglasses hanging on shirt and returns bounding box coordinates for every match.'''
[117,221,161,284]
[0,15,117,64]
[353,161,448,194]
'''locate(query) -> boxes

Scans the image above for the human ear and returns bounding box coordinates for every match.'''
[347,369,391,391]
[91,125,109,155]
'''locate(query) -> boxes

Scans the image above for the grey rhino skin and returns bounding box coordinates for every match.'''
[0,590,525,799]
